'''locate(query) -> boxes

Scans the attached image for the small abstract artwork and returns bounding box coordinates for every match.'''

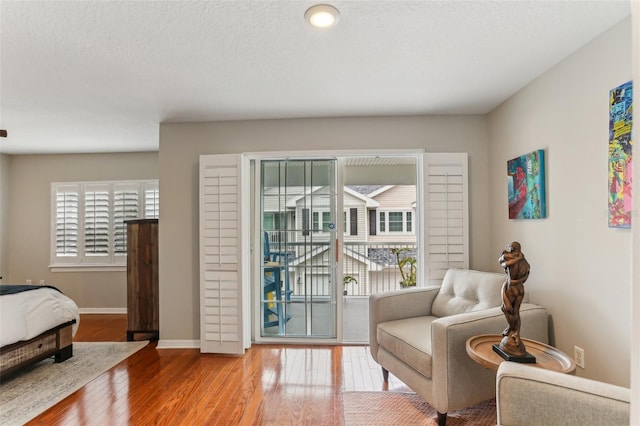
[608,80,633,228]
[507,150,546,219]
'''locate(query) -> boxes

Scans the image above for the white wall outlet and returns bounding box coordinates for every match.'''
[574,345,585,369]
[26,279,32,285]
[39,279,45,285]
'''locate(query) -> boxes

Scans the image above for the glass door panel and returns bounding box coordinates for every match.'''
[260,159,337,338]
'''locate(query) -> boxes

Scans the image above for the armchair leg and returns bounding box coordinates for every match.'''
[381,367,389,382]
[437,411,447,426]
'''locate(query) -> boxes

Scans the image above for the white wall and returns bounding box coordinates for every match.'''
[158,116,492,341]
[488,18,632,386]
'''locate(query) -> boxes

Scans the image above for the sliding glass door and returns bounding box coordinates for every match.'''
[260,159,338,338]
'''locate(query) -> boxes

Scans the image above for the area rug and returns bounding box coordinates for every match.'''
[342,391,496,425]
[0,341,148,426]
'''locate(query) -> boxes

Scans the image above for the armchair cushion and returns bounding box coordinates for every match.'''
[432,269,505,317]
[377,316,434,378]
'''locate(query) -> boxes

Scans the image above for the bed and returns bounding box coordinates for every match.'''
[0,285,80,380]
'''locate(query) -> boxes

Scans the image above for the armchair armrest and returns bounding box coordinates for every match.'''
[369,287,440,361]
[429,304,549,413]
[496,362,630,426]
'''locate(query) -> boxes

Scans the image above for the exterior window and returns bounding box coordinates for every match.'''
[263,214,275,230]
[378,210,414,234]
[51,180,158,268]
[263,212,287,230]
[312,211,331,231]
[343,211,348,234]
[388,212,403,232]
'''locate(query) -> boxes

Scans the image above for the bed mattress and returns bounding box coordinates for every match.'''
[0,285,80,347]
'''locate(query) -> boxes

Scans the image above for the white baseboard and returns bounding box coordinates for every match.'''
[157,340,201,349]
[78,308,127,314]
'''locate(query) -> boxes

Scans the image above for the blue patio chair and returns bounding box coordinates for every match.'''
[263,232,292,332]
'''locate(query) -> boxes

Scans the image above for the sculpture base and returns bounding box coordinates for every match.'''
[492,344,536,363]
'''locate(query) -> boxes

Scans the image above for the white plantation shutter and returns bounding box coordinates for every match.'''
[144,184,160,218]
[84,184,110,260]
[55,184,80,261]
[423,153,469,287]
[114,184,140,256]
[51,180,159,267]
[199,154,246,354]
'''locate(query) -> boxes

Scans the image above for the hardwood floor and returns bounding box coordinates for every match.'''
[28,314,410,425]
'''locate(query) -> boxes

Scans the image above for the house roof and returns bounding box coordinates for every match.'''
[367,185,395,198]
[281,186,380,209]
[343,187,379,208]
[289,244,384,272]
[347,185,386,196]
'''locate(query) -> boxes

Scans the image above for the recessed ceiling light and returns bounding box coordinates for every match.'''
[305,4,340,28]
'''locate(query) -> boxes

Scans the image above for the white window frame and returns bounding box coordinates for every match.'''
[343,210,350,236]
[50,179,159,271]
[378,209,414,234]
[312,209,332,232]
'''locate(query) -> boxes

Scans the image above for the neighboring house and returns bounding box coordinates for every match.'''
[264,185,417,296]
[367,185,416,243]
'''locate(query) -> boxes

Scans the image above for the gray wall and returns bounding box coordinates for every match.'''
[487,18,632,387]
[158,116,492,340]
[0,154,9,282]
[5,152,158,307]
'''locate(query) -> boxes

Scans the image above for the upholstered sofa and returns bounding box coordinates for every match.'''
[497,361,630,425]
[369,268,549,426]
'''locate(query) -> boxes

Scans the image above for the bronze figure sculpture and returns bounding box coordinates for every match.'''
[495,241,534,361]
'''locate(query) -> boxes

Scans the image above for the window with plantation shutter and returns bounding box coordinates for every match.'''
[51,180,159,269]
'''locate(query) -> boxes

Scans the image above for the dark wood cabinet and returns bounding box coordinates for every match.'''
[126,219,159,341]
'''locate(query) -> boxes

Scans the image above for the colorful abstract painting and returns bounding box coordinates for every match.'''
[507,150,546,219]
[608,81,633,228]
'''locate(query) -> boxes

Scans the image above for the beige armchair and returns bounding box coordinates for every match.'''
[497,361,630,425]
[369,268,549,426]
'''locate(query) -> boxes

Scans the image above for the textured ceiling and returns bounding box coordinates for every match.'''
[0,1,631,154]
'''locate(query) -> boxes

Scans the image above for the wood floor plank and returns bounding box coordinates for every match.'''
[25,314,410,425]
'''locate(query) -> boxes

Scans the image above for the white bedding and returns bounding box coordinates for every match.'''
[0,287,80,347]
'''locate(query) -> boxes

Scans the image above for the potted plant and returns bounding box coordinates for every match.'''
[343,275,358,296]
[391,247,416,287]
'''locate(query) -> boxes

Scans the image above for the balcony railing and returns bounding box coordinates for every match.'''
[343,242,417,295]
[264,231,416,297]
